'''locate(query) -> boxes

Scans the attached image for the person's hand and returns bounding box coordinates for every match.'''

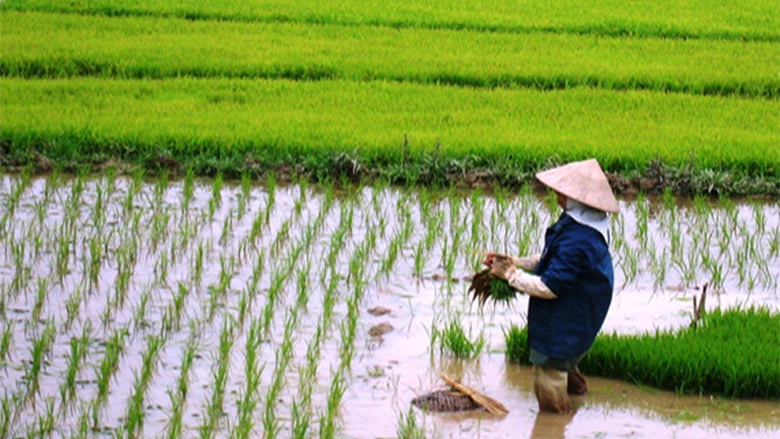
[489,256,516,281]
[482,252,511,268]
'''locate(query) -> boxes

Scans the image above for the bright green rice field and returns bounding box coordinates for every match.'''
[1,0,779,193]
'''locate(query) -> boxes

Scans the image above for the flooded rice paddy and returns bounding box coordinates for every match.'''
[0,172,777,438]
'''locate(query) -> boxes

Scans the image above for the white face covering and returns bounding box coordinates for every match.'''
[564,198,610,244]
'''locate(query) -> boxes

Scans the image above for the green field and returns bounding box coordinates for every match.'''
[0,1,778,194]
[2,12,777,98]
[4,0,778,41]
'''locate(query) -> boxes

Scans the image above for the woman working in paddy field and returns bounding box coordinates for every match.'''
[485,158,618,413]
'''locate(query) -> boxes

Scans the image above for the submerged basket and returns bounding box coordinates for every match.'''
[411,389,481,412]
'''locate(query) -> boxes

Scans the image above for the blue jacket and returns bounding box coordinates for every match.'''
[529,214,614,360]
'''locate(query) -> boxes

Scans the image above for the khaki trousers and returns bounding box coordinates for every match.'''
[532,366,571,413]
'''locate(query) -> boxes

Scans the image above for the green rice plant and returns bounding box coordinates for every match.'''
[153,168,169,205]
[162,283,189,334]
[0,393,12,439]
[132,289,150,332]
[237,172,252,219]
[165,334,197,439]
[93,326,129,424]
[506,307,780,398]
[768,226,779,258]
[319,370,345,439]
[166,391,184,439]
[122,169,142,216]
[124,334,163,437]
[435,317,485,359]
[9,240,30,296]
[193,242,204,289]
[320,268,340,333]
[43,165,60,201]
[263,310,300,439]
[396,406,426,439]
[468,189,485,248]
[412,241,426,278]
[30,277,48,321]
[150,208,171,252]
[25,320,56,400]
[263,173,277,225]
[63,285,84,329]
[30,396,56,438]
[74,402,92,439]
[291,326,322,439]
[181,168,195,215]
[634,192,650,250]
[211,172,223,206]
[87,234,102,288]
[155,250,170,287]
[270,219,291,255]
[503,324,530,365]
[234,319,263,439]
[0,166,31,232]
[379,230,403,278]
[92,182,105,232]
[60,323,91,406]
[199,319,233,439]
[0,322,12,365]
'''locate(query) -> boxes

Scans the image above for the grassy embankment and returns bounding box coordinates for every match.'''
[0,1,778,194]
[505,307,780,400]
[3,0,778,41]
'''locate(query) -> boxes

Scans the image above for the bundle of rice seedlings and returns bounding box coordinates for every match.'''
[468,269,518,307]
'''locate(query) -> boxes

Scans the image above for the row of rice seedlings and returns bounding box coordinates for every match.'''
[236,248,266,329]
[205,256,235,323]
[262,309,300,438]
[414,210,444,279]
[232,318,264,439]
[0,322,12,365]
[91,325,129,427]
[318,200,380,437]
[378,206,413,279]
[24,320,56,402]
[0,166,32,235]
[263,296,308,437]
[165,333,197,439]
[123,334,164,437]
[199,319,234,438]
[604,188,778,291]
[59,322,92,408]
[290,325,322,439]
[8,240,30,298]
[320,295,360,438]
[258,202,320,335]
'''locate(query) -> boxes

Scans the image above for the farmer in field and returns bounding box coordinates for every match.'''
[486,158,618,413]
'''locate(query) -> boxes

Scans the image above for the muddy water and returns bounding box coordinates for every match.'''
[0,174,777,438]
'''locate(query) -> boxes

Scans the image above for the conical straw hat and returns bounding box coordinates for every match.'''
[535,159,619,213]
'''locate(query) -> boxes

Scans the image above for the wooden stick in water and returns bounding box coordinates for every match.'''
[440,373,509,416]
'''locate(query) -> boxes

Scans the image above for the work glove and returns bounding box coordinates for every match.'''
[489,256,557,300]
